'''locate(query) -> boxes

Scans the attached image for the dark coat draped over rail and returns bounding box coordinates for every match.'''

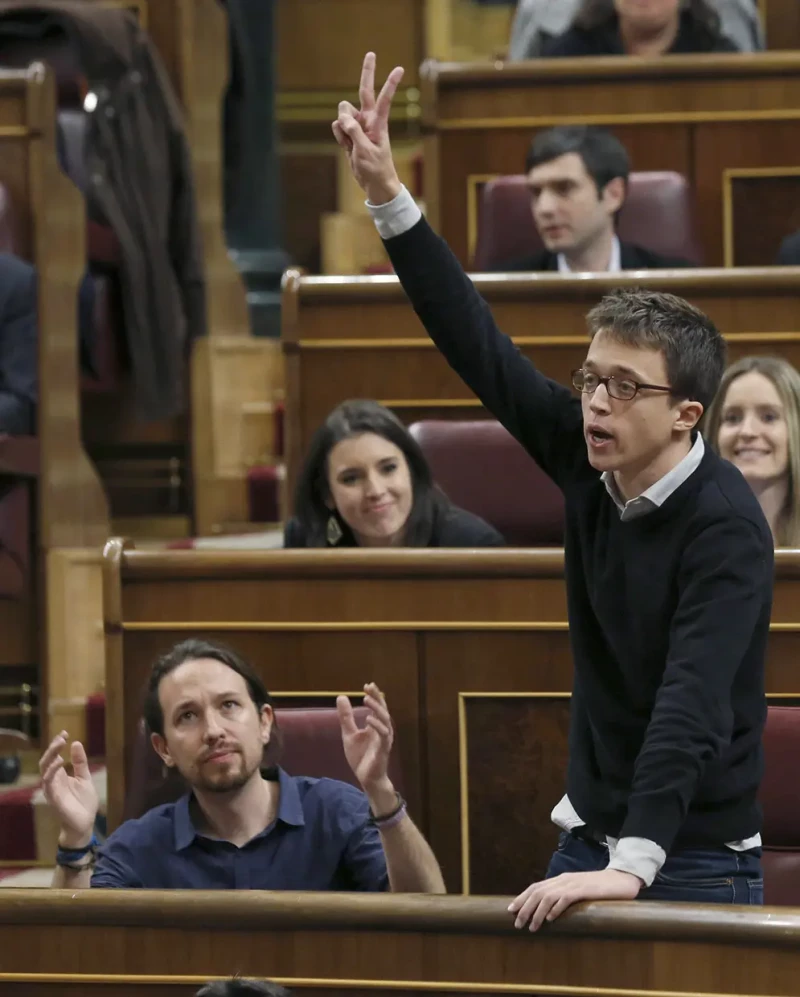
[0,0,208,420]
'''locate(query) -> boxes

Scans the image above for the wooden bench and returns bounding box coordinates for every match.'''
[282,266,800,494]
[102,543,800,893]
[5,889,800,996]
[420,53,800,268]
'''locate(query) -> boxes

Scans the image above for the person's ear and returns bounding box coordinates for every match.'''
[151,732,175,768]
[259,704,274,745]
[675,399,704,432]
[601,176,625,215]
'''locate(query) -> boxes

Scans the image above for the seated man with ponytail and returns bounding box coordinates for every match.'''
[39,638,445,893]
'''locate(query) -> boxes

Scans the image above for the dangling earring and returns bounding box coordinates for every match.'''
[326,515,343,546]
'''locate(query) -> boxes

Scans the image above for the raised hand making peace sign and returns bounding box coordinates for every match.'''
[333,52,405,205]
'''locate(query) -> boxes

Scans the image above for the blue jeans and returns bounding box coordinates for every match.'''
[547,830,763,905]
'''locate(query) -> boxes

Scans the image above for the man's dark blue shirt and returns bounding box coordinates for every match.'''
[91,768,389,890]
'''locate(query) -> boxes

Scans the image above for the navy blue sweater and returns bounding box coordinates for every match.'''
[382,216,773,852]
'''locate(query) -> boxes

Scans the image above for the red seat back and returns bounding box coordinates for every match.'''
[760,705,800,905]
[474,171,703,270]
[409,419,564,545]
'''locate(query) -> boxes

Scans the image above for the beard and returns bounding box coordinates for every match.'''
[192,750,259,794]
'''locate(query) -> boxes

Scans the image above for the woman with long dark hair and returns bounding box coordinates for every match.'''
[284,399,504,547]
[543,0,739,57]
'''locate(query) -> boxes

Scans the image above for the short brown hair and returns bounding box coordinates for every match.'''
[143,638,272,738]
[586,288,726,410]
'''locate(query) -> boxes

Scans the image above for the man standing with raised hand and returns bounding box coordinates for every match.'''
[334,53,772,927]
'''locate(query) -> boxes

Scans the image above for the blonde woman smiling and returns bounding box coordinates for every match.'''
[705,355,800,547]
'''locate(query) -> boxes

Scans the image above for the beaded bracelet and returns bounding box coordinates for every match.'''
[370,793,408,831]
[56,834,98,870]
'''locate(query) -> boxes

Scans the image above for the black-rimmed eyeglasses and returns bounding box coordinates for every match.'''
[571,368,674,402]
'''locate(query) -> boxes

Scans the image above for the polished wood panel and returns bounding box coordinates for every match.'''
[277,0,424,90]
[728,171,800,266]
[463,695,570,891]
[421,53,800,267]
[280,150,339,273]
[104,546,800,893]
[765,0,800,49]
[6,890,800,997]
[282,268,800,495]
[275,0,424,274]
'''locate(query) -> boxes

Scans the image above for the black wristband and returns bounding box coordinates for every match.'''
[56,835,98,870]
[368,792,405,825]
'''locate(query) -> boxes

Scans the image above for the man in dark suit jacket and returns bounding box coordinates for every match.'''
[493,126,693,274]
[0,253,36,435]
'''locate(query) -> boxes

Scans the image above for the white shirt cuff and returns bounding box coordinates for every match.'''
[366,185,421,240]
[606,836,666,888]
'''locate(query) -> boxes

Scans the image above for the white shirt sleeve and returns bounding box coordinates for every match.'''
[607,836,666,887]
[366,185,422,240]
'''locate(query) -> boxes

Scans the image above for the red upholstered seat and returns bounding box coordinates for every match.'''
[760,706,800,905]
[473,171,703,271]
[124,706,403,822]
[247,464,282,523]
[408,419,564,545]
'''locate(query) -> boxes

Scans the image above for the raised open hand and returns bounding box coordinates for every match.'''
[337,682,394,797]
[39,731,98,847]
[333,52,404,204]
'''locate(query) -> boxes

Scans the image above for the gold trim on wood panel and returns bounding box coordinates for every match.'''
[458,688,800,894]
[278,88,421,107]
[380,398,483,409]
[725,333,800,342]
[300,333,800,352]
[0,977,781,997]
[121,621,572,632]
[435,108,800,132]
[458,693,468,893]
[299,337,584,350]
[0,126,33,137]
[722,166,800,267]
[277,88,421,125]
[279,107,420,124]
[458,691,571,895]
[271,691,364,698]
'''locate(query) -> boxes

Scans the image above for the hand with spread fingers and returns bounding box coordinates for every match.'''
[337,682,396,807]
[39,731,99,848]
[332,51,405,205]
[509,869,642,931]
